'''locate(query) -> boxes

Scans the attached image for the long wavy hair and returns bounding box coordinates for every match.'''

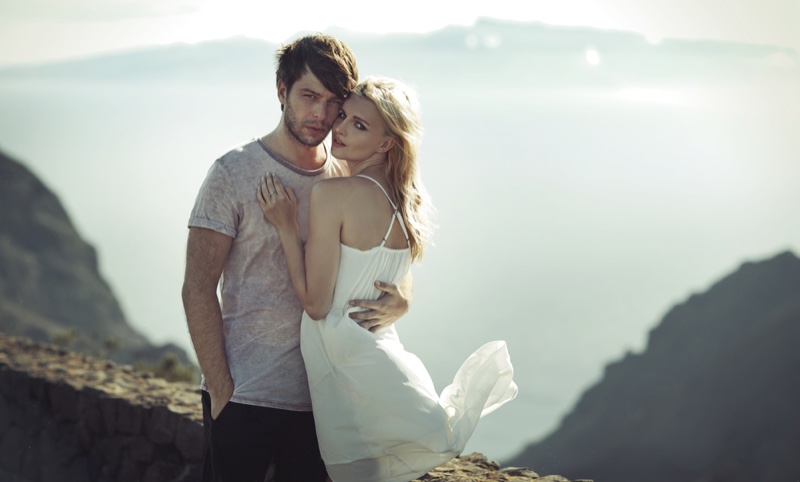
[353,76,434,261]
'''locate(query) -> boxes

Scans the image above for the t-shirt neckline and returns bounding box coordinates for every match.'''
[256,137,330,177]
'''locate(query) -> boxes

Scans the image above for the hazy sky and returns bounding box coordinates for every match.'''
[1,0,798,65]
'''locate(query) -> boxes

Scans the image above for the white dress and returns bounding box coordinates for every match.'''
[301,175,518,482]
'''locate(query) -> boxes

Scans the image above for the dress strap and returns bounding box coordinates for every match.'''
[356,175,410,247]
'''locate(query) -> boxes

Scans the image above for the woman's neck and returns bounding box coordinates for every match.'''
[347,156,385,177]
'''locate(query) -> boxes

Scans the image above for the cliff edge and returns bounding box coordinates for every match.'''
[0,148,189,366]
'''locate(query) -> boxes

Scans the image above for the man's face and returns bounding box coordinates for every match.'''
[280,70,345,147]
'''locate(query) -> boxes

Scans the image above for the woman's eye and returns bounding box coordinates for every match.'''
[337,111,346,119]
[355,122,365,130]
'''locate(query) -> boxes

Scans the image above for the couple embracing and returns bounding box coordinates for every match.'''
[182,34,517,482]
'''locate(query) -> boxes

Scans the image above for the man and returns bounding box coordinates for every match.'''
[182,34,411,482]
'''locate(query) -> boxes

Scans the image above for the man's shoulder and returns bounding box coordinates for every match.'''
[216,138,261,165]
[209,138,276,182]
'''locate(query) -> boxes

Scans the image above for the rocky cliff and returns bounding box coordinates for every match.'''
[0,333,585,482]
[507,251,800,482]
[0,149,189,366]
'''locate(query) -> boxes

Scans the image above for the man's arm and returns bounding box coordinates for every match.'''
[182,227,234,419]
[348,271,413,332]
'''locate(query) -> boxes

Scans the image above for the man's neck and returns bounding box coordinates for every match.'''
[260,127,327,171]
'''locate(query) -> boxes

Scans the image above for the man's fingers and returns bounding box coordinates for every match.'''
[374,281,401,296]
[349,308,377,321]
[354,318,384,333]
[349,281,397,310]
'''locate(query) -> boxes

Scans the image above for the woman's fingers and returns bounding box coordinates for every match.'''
[267,173,278,198]
[272,174,293,203]
[258,178,269,208]
[260,174,281,203]
[259,174,296,218]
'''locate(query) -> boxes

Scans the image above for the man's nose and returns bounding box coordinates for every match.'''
[311,101,326,119]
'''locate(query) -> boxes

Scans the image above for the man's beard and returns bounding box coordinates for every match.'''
[284,102,330,147]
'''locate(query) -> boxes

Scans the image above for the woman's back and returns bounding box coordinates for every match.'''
[336,175,409,252]
[327,174,411,310]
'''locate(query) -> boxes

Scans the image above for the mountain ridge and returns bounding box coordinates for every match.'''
[506,250,800,482]
[1,17,796,82]
[0,148,193,367]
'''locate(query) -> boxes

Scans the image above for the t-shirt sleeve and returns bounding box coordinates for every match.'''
[188,160,238,238]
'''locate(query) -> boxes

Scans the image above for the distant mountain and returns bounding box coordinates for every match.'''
[0,148,192,366]
[506,251,800,482]
[0,18,796,86]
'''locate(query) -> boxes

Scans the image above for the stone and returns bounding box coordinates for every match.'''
[48,381,80,422]
[78,388,106,435]
[175,416,204,463]
[0,392,11,432]
[117,453,143,482]
[96,435,123,469]
[500,467,541,478]
[116,399,144,434]
[147,405,178,444]
[20,435,39,482]
[99,397,118,435]
[1,334,579,482]
[142,460,184,482]
[0,425,25,474]
[130,435,155,463]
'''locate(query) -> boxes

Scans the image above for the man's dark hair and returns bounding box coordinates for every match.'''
[276,34,358,101]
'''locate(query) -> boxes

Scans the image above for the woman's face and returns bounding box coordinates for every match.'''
[331,95,392,162]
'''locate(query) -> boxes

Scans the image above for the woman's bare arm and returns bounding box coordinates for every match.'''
[259,174,341,320]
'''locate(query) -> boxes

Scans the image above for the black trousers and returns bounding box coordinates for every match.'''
[201,390,327,482]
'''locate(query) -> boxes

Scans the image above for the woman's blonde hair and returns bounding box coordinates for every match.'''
[353,76,433,260]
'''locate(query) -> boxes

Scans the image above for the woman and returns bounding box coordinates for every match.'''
[259,76,517,482]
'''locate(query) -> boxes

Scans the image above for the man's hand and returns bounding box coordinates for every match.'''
[209,376,234,420]
[349,280,410,332]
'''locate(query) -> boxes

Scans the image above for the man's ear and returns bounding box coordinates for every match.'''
[378,137,396,153]
[277,80,288,108]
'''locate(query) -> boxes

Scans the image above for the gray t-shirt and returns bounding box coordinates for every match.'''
[189,138,346,410]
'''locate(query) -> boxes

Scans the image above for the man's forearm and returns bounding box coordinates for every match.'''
[183,288,232,393]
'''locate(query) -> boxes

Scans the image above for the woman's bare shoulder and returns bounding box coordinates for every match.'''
[312,176,377,197]
[312,176,355,195]
[309,177,361,210]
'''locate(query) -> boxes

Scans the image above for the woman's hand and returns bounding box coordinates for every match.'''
[258,173,298,231]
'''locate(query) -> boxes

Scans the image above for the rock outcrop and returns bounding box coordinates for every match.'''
[0,333,583,482]
[0,333,203,482]
[0,149,190,366]
[507,251,800,482]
